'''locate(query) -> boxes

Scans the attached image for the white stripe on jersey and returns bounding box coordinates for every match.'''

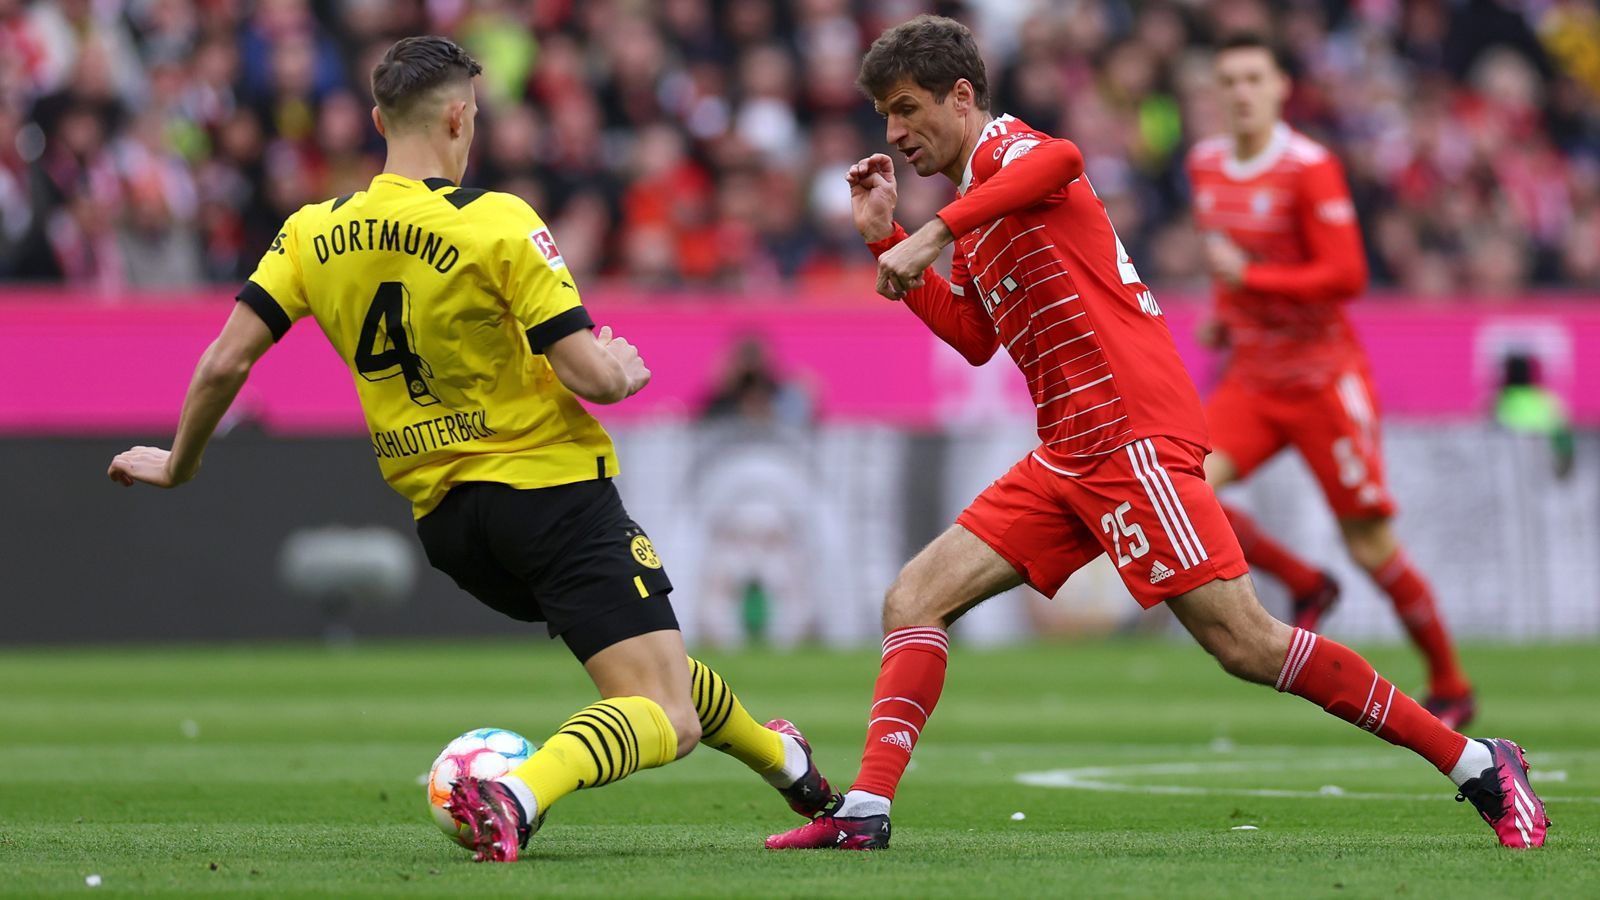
[977,225,1048,279]
[1030,294,1080,318]
[986,245,1057,291]
[1031,312,1088,339]
[1022,331,1096,367]
[1033,347,1102,381]
[1034,373,1114,408]
[971,219,1006,254]
[1029,451,1083,478]
[1040,396,1119,429]
[1046,416,1129,444]
[1033,361,1109,396]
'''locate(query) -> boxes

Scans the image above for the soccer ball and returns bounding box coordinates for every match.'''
[426,727,536,847]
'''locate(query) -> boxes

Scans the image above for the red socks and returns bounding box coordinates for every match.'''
[1372,551,1470,698]
[1223,505,1324,598]
[1278,627,1467,773]
[851,626,950,799]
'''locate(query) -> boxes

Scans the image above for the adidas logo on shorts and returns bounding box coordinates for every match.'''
[880,730,914,752]
[1149,561,1176,584]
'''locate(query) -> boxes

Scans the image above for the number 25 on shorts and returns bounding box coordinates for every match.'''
[1101,501,1150,568]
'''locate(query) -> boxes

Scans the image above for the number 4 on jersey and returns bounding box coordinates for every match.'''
[356,281,439,406]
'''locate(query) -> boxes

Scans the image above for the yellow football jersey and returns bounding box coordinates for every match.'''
[238,172,618,517]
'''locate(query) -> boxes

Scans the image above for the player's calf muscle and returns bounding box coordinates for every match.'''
[1338,516,1397,570]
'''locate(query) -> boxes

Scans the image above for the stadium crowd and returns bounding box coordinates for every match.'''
[1,0,1597,299]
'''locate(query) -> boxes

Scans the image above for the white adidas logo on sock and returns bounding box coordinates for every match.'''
[1149,560,1175,584]
[879,730,914,752]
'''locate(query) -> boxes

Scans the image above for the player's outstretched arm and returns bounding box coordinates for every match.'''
[108,303,275,489]
[546,325,650,405]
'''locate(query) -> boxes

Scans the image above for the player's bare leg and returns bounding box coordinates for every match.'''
[1205,451,1341,631]
[454,631,830,861]
[1168,576,1545,848]
[766,525,1022,850]
[1340,516,1474,728]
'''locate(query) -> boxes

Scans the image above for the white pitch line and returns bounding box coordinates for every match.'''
[1015,756,1600,804]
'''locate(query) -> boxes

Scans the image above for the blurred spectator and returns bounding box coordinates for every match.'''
[701,335,813,427]
[1495,352,1575,478]
[1,0,1598,298]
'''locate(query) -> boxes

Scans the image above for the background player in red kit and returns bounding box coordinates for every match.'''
[766,15,1544,852]
[1188,34,1475,729]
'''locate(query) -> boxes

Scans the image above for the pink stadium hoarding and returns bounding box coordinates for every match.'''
[2,292,1598,433]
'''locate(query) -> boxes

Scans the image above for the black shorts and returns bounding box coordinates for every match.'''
[416,479,678,662]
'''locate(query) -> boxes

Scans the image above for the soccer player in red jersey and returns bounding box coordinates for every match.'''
[1187,34,1475,729]
[766,16,1544,851]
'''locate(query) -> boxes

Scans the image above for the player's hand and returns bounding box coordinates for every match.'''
[875,219,951,300]
[1204,233,1247,288]
[846,154,897,243]
[107,446,190,489]
[1196,318,1230,350]
[598,326,651,397]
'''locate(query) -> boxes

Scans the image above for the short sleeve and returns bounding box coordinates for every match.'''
[496,198,592,354]
[236,210,312,342]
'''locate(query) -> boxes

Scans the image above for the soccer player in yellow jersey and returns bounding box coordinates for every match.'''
[106,36,835,862]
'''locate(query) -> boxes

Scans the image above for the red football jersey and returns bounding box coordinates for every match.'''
[870,115,1208,474]
[1187,123,1369,391]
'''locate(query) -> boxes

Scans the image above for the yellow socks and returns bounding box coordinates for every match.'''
[501,662,793,820]
[688,657,789,780]
[507,696,676,814]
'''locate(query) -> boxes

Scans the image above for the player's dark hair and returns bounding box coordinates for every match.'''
[371,36,482,121]
[1215,32,1292,74]
[858,15,990,110]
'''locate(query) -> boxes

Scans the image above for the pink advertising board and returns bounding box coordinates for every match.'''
[2,290,1597,433]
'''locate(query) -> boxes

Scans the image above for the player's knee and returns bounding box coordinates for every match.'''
[1203,451,1236,487]
[1196,615,1283,685]
[1205,633,1260,681]
[882,569,940,630]
[1339,517,1395,571]
[664,703,702,759]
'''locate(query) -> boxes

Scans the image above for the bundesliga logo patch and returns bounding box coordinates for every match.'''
[528,227,565,271]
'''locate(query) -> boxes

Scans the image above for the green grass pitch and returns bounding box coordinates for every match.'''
[1,638,1595,897]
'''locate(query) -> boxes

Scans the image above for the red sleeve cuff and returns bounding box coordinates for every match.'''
[936,204,976,240]
[866,223,909,257]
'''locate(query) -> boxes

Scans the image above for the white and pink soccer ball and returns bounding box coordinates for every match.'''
[426,727,535,846]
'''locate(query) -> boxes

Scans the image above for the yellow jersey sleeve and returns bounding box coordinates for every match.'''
[491,197,593,353]
[237,208,313,341]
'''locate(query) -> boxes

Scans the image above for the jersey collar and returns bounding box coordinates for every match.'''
[371,173,458,191]
[959,115,1022,194]
[1222,122,1290,181]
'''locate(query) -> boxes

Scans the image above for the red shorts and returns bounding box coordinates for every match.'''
[1206,368,1396,519]
[956,436,1249,609]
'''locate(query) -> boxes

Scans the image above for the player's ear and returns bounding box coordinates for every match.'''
[446,99,467,138]
[949,79,970,112]
[371,106,387,139]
